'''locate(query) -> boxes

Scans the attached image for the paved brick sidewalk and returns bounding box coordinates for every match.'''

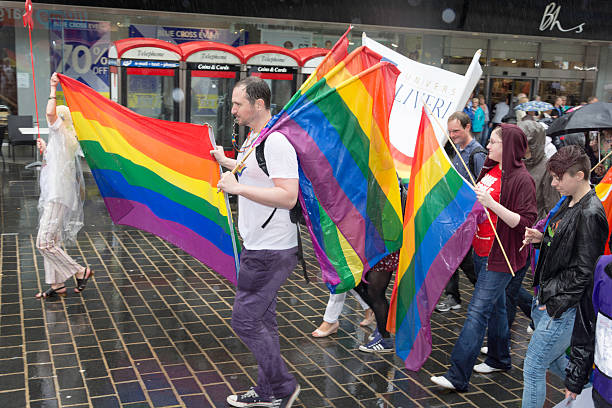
[0,162,566,407]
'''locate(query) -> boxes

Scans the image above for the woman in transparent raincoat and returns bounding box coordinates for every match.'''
[35,72,92,298]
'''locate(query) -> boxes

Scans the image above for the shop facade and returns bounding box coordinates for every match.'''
[1,0,611,129]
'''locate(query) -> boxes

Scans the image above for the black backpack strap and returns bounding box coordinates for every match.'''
[256,137,309,283]
[296,224,309,283]
[468,147,488,179]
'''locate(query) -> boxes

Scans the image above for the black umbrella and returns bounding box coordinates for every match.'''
[546,102,612,137]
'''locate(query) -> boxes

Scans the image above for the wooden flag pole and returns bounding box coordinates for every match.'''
[423,102,515,277]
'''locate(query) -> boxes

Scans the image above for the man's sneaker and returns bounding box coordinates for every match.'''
[227,387,274,407]
[368,328,380,342]
[435,295,461,312]
[473,363,506,374]
[272,385,300,408]
[359,332,394,353]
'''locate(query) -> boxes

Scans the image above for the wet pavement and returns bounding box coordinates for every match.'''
[0,154,566,407]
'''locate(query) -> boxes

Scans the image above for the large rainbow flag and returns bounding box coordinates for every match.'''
[388,107,480,370]
[261,62,403,293]
[596,167,612,254]
[58,74,240,283]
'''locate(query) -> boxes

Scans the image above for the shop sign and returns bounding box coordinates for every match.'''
[129,24,246,46]
[539,2,586,34]
[49,19,110,96]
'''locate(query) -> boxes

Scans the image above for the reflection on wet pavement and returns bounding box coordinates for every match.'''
[0,161,566,407]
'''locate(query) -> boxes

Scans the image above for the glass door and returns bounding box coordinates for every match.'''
[489,78,534,108]
[187,71,237,148]
[123,68,177,121]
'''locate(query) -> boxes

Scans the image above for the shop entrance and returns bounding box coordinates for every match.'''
[488,77,535,107]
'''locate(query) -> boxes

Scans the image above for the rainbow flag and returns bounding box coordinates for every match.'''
[298,26,352,93]
[262,63,403,293]
[58,74,240,283]
[596,167,612,255]
[388,107,480,370]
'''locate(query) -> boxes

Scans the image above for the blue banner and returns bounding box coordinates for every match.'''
[49,20,111,96]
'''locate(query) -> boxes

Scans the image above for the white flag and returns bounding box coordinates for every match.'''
[362,34,482,180]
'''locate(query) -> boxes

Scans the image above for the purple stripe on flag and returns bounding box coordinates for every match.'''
[104,197,237,284]
[271,114,369,264]
[402,209,479,371]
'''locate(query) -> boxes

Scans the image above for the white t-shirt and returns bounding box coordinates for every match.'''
[236,131,299,250]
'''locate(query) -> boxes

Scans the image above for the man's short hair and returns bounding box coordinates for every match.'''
[546,145,591,180]
[235,76,271,110]
[448,111,471,129]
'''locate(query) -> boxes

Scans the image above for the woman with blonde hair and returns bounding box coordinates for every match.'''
[35,72,92,298]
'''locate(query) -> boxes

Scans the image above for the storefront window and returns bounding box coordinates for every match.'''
[539,80,583,105]
[540,42,586,71]
[443,35,487,66]
[0,6,17,114]
[489,39,537,68]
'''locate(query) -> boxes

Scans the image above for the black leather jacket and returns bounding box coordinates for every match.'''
[534,189,608,318]
[533,189,608,394]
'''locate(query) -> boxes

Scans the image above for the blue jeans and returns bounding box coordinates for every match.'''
[522,298,576,408]
[444,254,513,391]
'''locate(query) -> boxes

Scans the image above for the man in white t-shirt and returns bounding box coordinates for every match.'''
[211,77,301,408]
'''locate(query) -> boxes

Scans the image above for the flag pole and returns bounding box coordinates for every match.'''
[591,148,612,173]
[423,101,515,277]
[23,0,41,145]
[207,124,240,279]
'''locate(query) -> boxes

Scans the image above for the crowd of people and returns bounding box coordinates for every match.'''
[35,72,611,408]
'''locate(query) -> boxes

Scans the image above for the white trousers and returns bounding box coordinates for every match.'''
[323,290,369,323]
[36,202,83,285]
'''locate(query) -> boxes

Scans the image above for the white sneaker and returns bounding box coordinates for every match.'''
[473,363,505,374]
[527,325,534,334]
[430,376,456,390]
[480,346,488,355]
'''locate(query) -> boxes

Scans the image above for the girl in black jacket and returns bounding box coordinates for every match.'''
[521,146,608,408]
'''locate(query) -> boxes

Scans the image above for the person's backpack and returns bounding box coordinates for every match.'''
[255,138,309,282]
[468,147,488,180]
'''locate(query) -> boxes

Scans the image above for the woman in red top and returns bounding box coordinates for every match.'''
[431,124,537,392]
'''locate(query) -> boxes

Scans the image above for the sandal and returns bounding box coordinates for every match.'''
[74,267,94,293]
[35,286,66,299]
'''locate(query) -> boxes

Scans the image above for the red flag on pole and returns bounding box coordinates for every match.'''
[23,0,34,29]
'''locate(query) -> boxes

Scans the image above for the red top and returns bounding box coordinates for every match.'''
[473,165,502,257]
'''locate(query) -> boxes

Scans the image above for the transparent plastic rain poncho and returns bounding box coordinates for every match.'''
[38,105,85,246]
